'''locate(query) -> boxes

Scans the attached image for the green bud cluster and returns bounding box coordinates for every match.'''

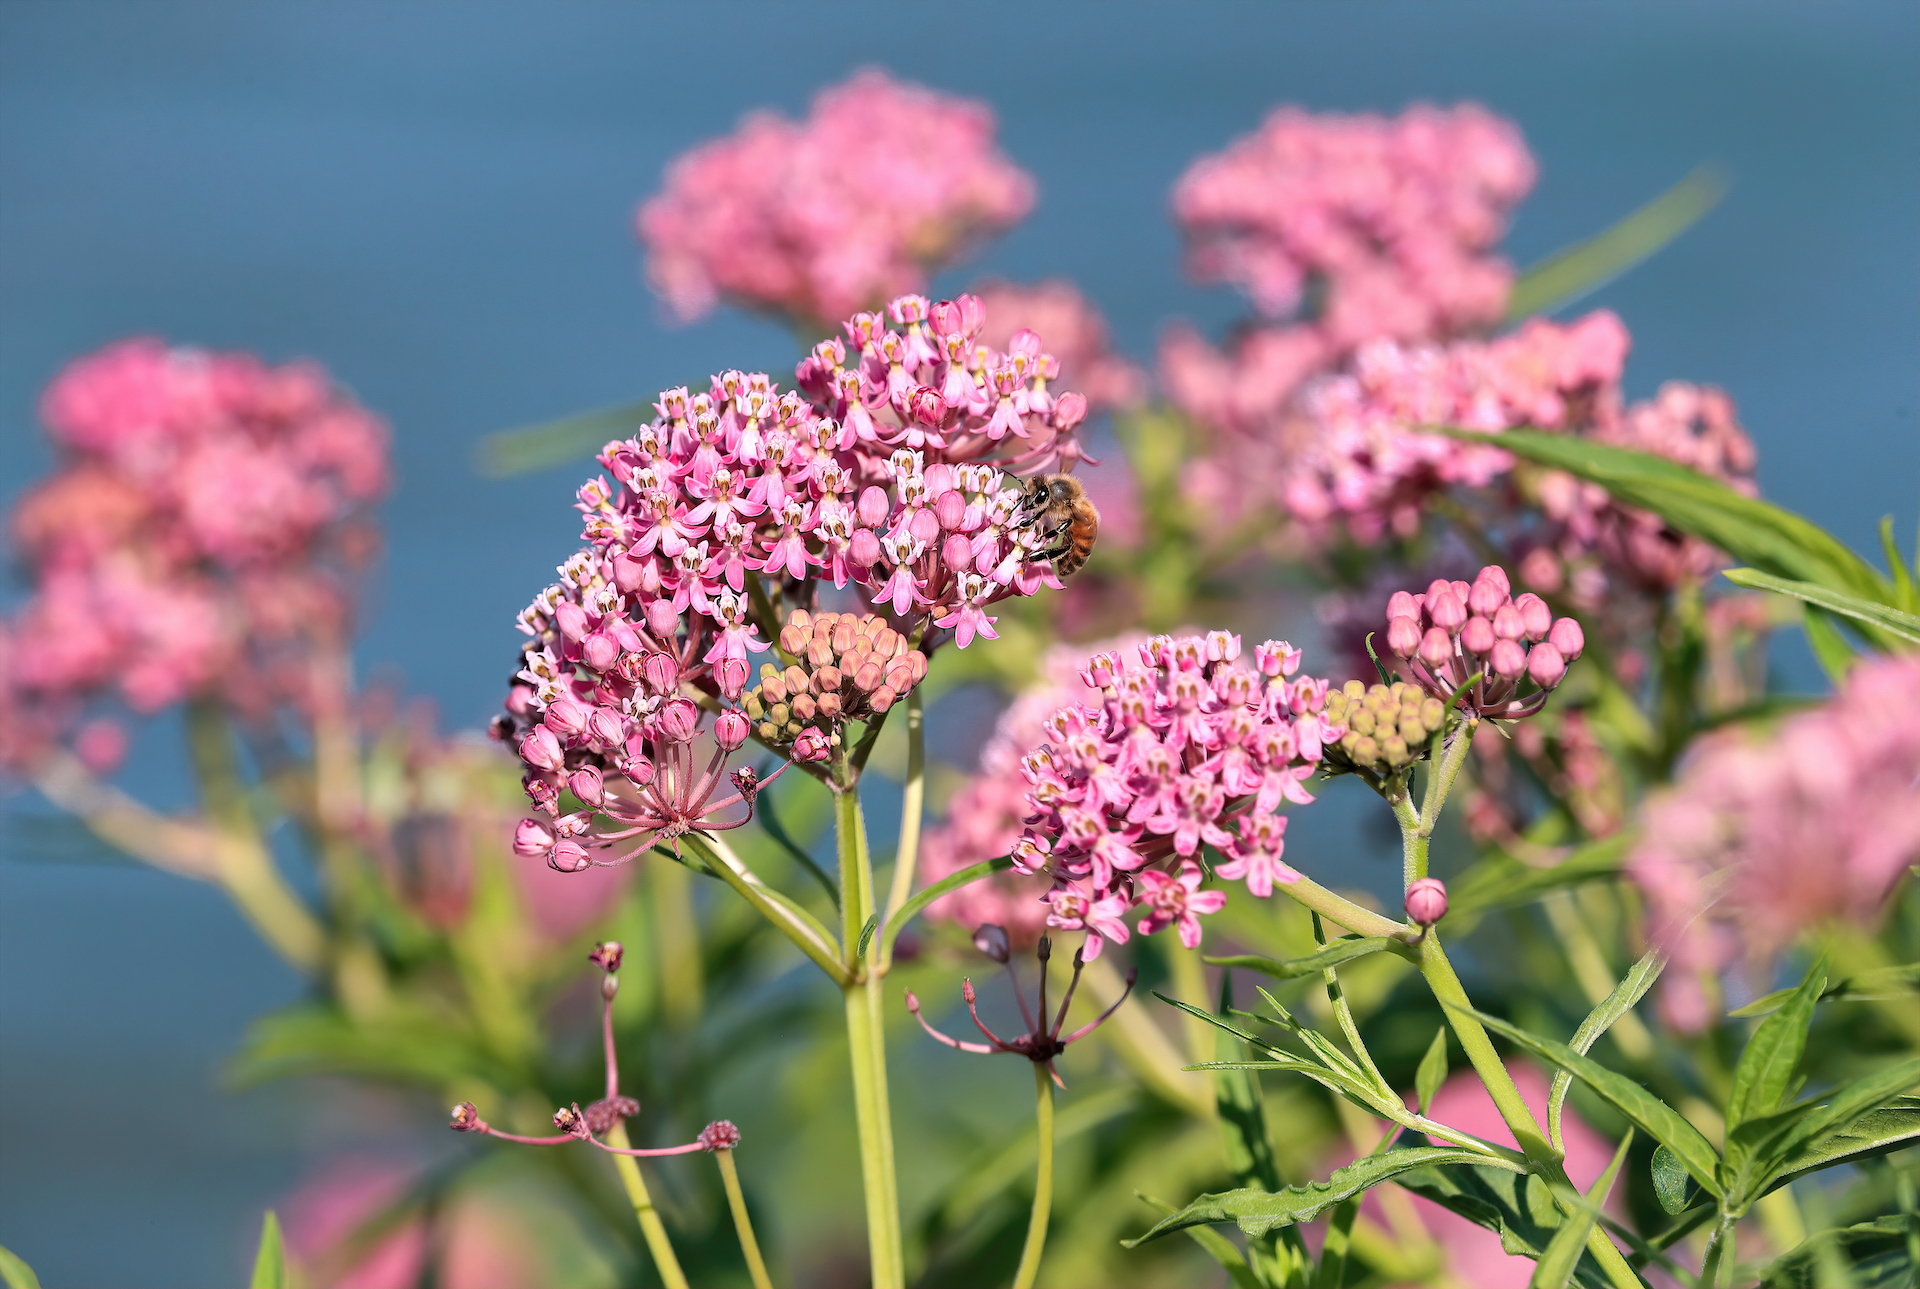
[742,609,927,746]
[1324,679,1447,769]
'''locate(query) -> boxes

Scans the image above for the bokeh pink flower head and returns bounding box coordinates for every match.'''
[1629,652,1920,1031]
[638,69,1035,327]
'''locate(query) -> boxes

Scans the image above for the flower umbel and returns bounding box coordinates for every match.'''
[904,928,1135,1087]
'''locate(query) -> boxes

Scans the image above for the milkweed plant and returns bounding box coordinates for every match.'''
[4,67,1918,1289]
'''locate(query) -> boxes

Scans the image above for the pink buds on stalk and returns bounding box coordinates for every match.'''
[1405,877,1448,927]
[697,1120,742,1151]
[589,941,624,973]
[1382,565,1581,722]
[713,710,750,751]
[791,727,832,763]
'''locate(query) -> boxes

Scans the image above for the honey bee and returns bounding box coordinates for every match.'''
[1013,473,1100,577]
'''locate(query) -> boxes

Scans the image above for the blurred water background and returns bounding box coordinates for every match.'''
[1,3,1914,1284]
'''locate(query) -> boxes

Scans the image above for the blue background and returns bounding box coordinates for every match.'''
[1,3,1915,1284]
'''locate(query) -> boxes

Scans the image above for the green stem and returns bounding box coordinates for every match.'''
[651,859,704,1028]
[1700,1214,1736,1288]
[1012,1062,1056,1289]
[690,835,850,986]
[1279,874,1411,941]
[602,1121,689,1289]
[835,783,904,1289]
[1418,932,1555,1161]
[882,687,925,923]
[714,1148,773,1289]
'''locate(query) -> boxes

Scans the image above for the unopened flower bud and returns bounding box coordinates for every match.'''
[620,749,655,788]
[642,652,679,695]
[941,532,972,572]
[1428,589,1468,632]
[1547,617,1585,661]
[713,710,750,751]
[780,623,808,654]
[784,664,809,694]
[589,941,624,972]
[972,923,1011,963]
[581,632,620,672]
[849,528,882,567]
[1419,627,1454,670]
[791,727,831,763]
[1468,567,1510,617]
[513,818,556,859]
[568,765,606,807]
[548,841,591,872]
[791,693,818,721]
[858,486,891,529]
[1492,605,1527,642]
[586,707,626,750]
[934,489,967,530]
[1053,391,1088,431]
[817,692,843,720]
[909,508,941,545]
[715,656,749,700]
[1405,877,1448,927]
[870,685,899,713]
[698,1120,743,1151]
[544,697,589,740]
[1461,616,1496,656]
[657,698,700,743]
[1386,615,1423,658]
[1513,593,1552,640]
[450,1102,484,1132]
[853,661,884,692]
[555,602,591,642]
[1527,642,1568,688]
[520,727,566,772]
[1386,590,1421,621]
[1489,639,1528,679]
[645,599,680,639]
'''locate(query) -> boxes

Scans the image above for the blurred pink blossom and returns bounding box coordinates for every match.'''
[969,279,1148,413]
[637,69,1034,326]
[1628,653,1920,1031]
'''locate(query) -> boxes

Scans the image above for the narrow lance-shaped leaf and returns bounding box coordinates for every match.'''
[1123,1147,1524,1246]
[0,1244,40,1289]
[1206,936,1397,980]
[878,855,1014,964]
[1729,1056,1920,1204]
[250,1211,288,1289]
[1531,1130,1634,1289]
[1761,1097,1920,1194]
[1731,963,1920,1018]
[1214,973,1283,1193]
[1462,1005,1723,1197]
[1415,1026,1450,1116]
[1135,1194,1266,1289]
[1549,949,1666,1154]
[1504,167,1725,321]
[1727,956,1828,1133]
[1722,569,1920,645]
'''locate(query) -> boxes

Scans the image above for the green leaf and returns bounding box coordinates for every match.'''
[0,1244,40,1289]
[1804,605,1863,682]
[1763,1097,1920,1193]
[1123,1148,1521,1246]
[1505,167,1726,321]
[1136,1194,1267,1289]
[1650,1144,1697,1217]
[1729,1057,1920,1203]
[1758,1215,1917,1288]
[856,912,879,961]
[1431,428,1889,605]
[1214,974,1283,1193]
[1722,569,1920,645]
[878,855,1014,964]
[1394,1158,1614,1288]
[1880,516,1917,613]
[1727,956,1828,1133]
[472,400,652,478]
[1448,835,1630,921]
[1549,949,1665,1154]
[1415,1026,1450,1116]
[1730,964,1920,1018]
[1464,1006,1723,1197]
[1531,1131,1633,1289]
[1205,936,1398,980]
[250,1211,288,1289]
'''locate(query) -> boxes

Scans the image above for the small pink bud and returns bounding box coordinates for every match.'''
[858,486,891,529]
[611,551,649,593]
[1492,604,1526,642]
[544,697,589,739]
[586,707,626,750]
[548,840,591,872]
[934,489,967,530]
[568,766,605,807]
[870,685,898,712]
[506,684,536,717]
[1461,616,1496,656]
[450,1102,484,1132]
[1386,590,1421,621]
[589,941,624,972]
[698,1120,742,1151]
[1053,391,1088,430]
[779,623,808,654]
[642,652,680,695]
[1419,627,1454,670]
[791,727,832,763]
[1405,877,1448,927]
[1469,567,1510,617]
[929,298,967,337]
[1527,642,1568,688]
[520,727,565,772]
[909,508,941,545]
[849,528,882,568]
[513,818,556,858]
[1386,615,1423,658]
[555,601,590,642]
[908,386,947,427]
[972,924,1011,963]
[1513,593,1552,640]
[657,698,700,743]
[714,710,750,751]
[645,599,680,639]
[715,656,749,700]
[1428,589,1468,632]
[581,631,620,672]
[1489,639,1528,679]
[961,978,977,1004]
[941,533,972,573]
[619,752,655,787]
[1548,617,1585,660]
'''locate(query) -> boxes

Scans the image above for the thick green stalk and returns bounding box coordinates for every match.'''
[693,835,850,986]
[714,1148,773,1289]
[882,687,925,922]
[835,784,904,1289]
[1279,874,1409,941]
[602,1122,689,1289]
[1012,1063,1055,1289]
[650,859,704,1028]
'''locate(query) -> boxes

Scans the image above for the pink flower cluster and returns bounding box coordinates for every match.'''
[1628,653,1920,1031]
[499,294,1088,861]
[1172,104,1534,344]
[1010,633,1338,958]
[968,279,1147,414]
[1,339,388,770]
[637,69,1035,326]
[1381,565,1586,718]
[919,636,1147,945]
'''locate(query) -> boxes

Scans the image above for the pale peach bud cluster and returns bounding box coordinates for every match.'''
[742,610,928,757]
